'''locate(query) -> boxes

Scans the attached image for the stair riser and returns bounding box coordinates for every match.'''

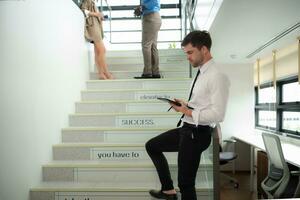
[107,63,188,71]
[81,90,187,101]
[52,146,211,162]
[30,190,213,200]
[53,147,178,162]
[106,49,185,57]
[107,50,185,56]
[86,80,191,90]
[90,71,189,79]
[61,130,166,143]
[42,167,213,186]
[69,115,180,127]
[76,103,172,113]
[106,56,187,65]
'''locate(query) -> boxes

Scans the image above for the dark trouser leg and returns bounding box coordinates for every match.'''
[145,128,181,190]
[178,126,212,200]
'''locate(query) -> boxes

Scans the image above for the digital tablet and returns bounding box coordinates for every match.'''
[157,97,181,106]
[157,97,194,110]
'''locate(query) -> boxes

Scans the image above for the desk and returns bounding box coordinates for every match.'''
[233,132,300,192]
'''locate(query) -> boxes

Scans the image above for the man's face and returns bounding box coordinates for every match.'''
[183,43,204,67]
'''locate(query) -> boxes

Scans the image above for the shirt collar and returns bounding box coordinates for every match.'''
[198,58,214,74]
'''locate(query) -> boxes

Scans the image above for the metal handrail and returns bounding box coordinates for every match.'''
[184,0,197,32]
[72,0,81,7]
[183,0,198,78]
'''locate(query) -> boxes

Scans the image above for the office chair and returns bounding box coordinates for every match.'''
[261,132,300,198]
[220,138,239,188]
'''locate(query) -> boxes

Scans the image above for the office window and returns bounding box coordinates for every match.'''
[255,76,300,138]
[282,82,300,103]
[258,87,276,104]
[258,110,276,128]
[282,111,300,133]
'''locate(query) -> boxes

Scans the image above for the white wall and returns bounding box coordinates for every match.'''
[0,1,89,200]
[217,63,255,170]
[219,63,255,139]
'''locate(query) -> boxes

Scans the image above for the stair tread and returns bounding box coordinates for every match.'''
[82,88,187,92]
[53,143,145,147]
[43,161,212,168]
[70,112,180,116]
[62,127,174,131]
[76,100,171,104]
[31,183,212,192]
[98,69,189,72]
[86,78,191,83]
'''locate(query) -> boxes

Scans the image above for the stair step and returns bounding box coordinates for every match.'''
[52,143,212,162]
[42,162,213,185]
[69,112,181,127]
[75,100,172,113]
[107,63,189,71]
[90,70,190,79]
[61,127,172,143]
[30,185,213,200]
[52,143,158,161]
[106,49,185,58]
[106,56,187,65]
[86,78,191,90]
[81,89,188,101]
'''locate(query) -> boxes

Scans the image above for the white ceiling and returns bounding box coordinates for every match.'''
[206,0,300,63]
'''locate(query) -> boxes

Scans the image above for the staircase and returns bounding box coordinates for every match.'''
[30,49,215,200]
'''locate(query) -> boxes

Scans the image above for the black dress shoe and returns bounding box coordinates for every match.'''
[134,74,152,79]
[149,189,178,200]
[152,74,161,78]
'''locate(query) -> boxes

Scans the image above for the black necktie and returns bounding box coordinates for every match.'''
[176,69,200,127]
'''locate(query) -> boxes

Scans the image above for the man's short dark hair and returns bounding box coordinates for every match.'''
[181,30,212,51]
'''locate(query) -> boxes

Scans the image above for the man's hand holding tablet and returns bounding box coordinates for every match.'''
[157,97,193,111]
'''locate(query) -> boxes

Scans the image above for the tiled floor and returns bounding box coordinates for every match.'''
[220,171,258,200]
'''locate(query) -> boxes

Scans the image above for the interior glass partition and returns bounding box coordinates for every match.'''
[98,0,182,50]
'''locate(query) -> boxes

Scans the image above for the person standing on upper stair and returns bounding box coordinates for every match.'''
[81,0,114,80]
[134,0,162,79]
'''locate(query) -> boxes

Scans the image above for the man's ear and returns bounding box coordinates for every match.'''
[202,46,208,51]
[202,46,210,54]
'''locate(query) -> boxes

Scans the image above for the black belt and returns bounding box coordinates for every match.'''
[182,122,211,129]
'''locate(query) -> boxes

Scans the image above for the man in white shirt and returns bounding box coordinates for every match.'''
[146,30,230,200]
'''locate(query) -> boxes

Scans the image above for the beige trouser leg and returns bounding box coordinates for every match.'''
[142,12,162,75]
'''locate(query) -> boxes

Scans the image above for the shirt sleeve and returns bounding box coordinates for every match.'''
[191,72,230,125]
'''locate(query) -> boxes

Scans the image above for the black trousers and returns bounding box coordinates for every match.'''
[145,123,212,200]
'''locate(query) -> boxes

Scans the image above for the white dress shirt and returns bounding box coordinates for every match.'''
[181,59,230,127]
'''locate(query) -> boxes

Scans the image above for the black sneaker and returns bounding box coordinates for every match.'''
[149,189,178,200]
[134,74,152,79]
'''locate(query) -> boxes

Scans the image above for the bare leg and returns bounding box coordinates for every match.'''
[94,41,114,79]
